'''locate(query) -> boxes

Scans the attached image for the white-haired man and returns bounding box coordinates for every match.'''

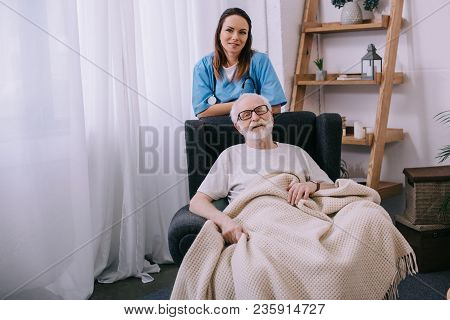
[189,93,336,244]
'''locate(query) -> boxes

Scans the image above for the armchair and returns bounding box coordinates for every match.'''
[168,111,342,265]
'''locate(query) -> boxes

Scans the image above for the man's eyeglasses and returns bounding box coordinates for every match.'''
[237,105,270,121]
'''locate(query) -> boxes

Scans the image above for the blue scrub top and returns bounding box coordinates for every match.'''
[192,51,287,116]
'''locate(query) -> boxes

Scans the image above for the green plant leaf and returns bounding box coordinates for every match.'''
[331,0,347,9]
[434,110,450,162]
[314,58,323,71]
[340,159,349,178]
[439,194,450,216]
[363,0,379,11]
[436,145,450,163]
[331,0,379,11]
[434,110,450,126]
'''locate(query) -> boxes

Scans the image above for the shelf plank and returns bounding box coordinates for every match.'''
[342,134,373,146]
[376,181,403,199]
[342,128,404,146]
[296,72,404,85]
[303,15,390,34]
[385,128,404,143]
[351,180,402,199]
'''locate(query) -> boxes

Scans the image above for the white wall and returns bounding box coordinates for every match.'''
[278,0,306,111]
[279,0,450,183]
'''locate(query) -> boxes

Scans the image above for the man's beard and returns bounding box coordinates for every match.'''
[240,118,274,141]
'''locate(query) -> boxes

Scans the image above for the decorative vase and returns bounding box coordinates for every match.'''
[315,70,327,81]
[341,1,363,25]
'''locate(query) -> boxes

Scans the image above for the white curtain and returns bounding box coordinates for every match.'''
[0,0,94,299]
[0,0,270,299]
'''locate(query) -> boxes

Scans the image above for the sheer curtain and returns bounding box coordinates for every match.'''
[0,0,94,299]
[0,0,271,299]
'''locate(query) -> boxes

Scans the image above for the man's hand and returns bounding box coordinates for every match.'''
[287,181,318,205]
[189,192,248,244]
[216,215,247,244]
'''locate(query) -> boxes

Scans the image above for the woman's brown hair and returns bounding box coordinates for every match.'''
[213,8,253,81]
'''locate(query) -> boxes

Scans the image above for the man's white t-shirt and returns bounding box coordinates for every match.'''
[197,142,333,203]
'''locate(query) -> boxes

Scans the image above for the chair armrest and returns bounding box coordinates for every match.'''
[168,205,207,265]
[168,198,229,265]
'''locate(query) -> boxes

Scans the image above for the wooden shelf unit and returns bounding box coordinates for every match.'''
[296,72,404,85]
[291,0,405,198]
[303,15,390,34]
[377,181,403,199]
[342,128,404,146]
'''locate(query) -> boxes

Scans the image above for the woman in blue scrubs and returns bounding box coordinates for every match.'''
[192,8,287,118]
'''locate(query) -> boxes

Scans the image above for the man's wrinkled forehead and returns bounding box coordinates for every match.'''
[236,96,265,112]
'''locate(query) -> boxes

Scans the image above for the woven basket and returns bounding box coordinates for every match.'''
[404,166,450,225]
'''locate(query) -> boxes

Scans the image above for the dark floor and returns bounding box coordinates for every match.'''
[89,264,450,300]
[89,191,450,300]
[90,264,179,300]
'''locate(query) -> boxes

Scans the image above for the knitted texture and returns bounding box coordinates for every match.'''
[171,174,417,300]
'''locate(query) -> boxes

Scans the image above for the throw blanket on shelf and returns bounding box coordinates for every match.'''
[171,173,417,300]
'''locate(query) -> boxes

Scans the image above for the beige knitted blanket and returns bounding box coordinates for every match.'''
[171,173,417,300]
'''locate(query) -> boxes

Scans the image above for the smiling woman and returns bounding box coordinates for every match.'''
[192,8,286,118]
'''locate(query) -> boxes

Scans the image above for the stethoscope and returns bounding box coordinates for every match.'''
[207,75,257,105]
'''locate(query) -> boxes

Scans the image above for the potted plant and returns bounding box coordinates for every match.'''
[434,110,450,217]
[331,0,379,24]
[435,110,450,163]
[314,58,327,81]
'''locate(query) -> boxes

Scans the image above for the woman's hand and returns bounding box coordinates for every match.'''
[216,215,247,244]
[287,181,318,205]
[197,102,234,118]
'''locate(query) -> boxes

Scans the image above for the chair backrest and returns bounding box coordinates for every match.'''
[185,111,342,198]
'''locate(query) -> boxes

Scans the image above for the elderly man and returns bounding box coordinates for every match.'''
[172,93,416,300]
[189,93,336,244]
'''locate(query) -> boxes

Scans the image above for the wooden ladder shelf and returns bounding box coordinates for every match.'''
[290,0,405,199]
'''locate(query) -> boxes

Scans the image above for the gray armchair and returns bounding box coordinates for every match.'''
[168,111,342,265]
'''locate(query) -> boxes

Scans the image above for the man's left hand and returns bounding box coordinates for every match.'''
[287,181,317,205]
